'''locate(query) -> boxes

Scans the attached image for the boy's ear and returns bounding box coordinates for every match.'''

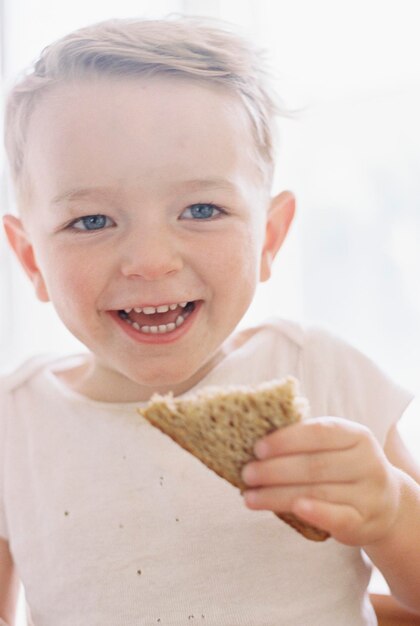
[2,215,50,302]
[260,191,295,282]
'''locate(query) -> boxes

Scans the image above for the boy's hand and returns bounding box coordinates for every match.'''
[242,417,402,546]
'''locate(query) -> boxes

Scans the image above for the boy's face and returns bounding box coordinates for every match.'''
[5,76,294,401]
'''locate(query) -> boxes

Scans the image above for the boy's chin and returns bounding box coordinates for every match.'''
[122,351,224,399]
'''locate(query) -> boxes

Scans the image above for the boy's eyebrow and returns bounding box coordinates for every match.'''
[50,186,118,206]
[50,178,239,207]
[174,177,240,193]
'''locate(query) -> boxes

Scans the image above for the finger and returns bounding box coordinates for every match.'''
[243,482,356,512]
[242,447,359,487]
[254,417,364,460]
[292,498,363,544]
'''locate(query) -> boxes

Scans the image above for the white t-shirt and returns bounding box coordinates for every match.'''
[0,319,413,626]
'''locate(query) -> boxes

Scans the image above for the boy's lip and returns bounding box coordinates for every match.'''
[108,300,201,344]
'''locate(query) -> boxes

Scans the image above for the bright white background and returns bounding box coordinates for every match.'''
[0,0,419,621]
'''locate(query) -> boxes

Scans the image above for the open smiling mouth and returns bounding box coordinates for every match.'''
[117,301,197,335]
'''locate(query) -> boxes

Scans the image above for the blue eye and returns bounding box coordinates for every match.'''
[70,214,113,231]
[181,203,223,220]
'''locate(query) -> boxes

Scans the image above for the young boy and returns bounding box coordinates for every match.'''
[1,16,419,626]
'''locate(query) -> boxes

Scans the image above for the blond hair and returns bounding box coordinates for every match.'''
[4,16,281,202]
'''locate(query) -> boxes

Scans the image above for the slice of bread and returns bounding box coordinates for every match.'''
[138,377,329,542]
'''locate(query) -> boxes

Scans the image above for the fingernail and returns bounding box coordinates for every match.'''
[295,498,313,514]
[241,464,254,485]
[244,490,258,506]
[254,440,269,459]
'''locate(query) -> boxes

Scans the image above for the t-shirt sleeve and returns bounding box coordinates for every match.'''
[0,381,10,540]
[301,327,414,447]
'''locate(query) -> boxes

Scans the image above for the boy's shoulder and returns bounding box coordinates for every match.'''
[261,316,347,353]
[244,317,366,378]
[261,317,306,347]
[0,354,57,398]
[259,317,411,396]
[263,317,389,379]
[263,316,387,361]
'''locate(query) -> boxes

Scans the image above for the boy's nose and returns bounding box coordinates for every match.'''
[119,228,184,281]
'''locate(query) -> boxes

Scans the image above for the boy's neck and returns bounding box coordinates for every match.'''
[53,348,228,403]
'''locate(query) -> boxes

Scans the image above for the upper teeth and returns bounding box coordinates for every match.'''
[124,302,188,315]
